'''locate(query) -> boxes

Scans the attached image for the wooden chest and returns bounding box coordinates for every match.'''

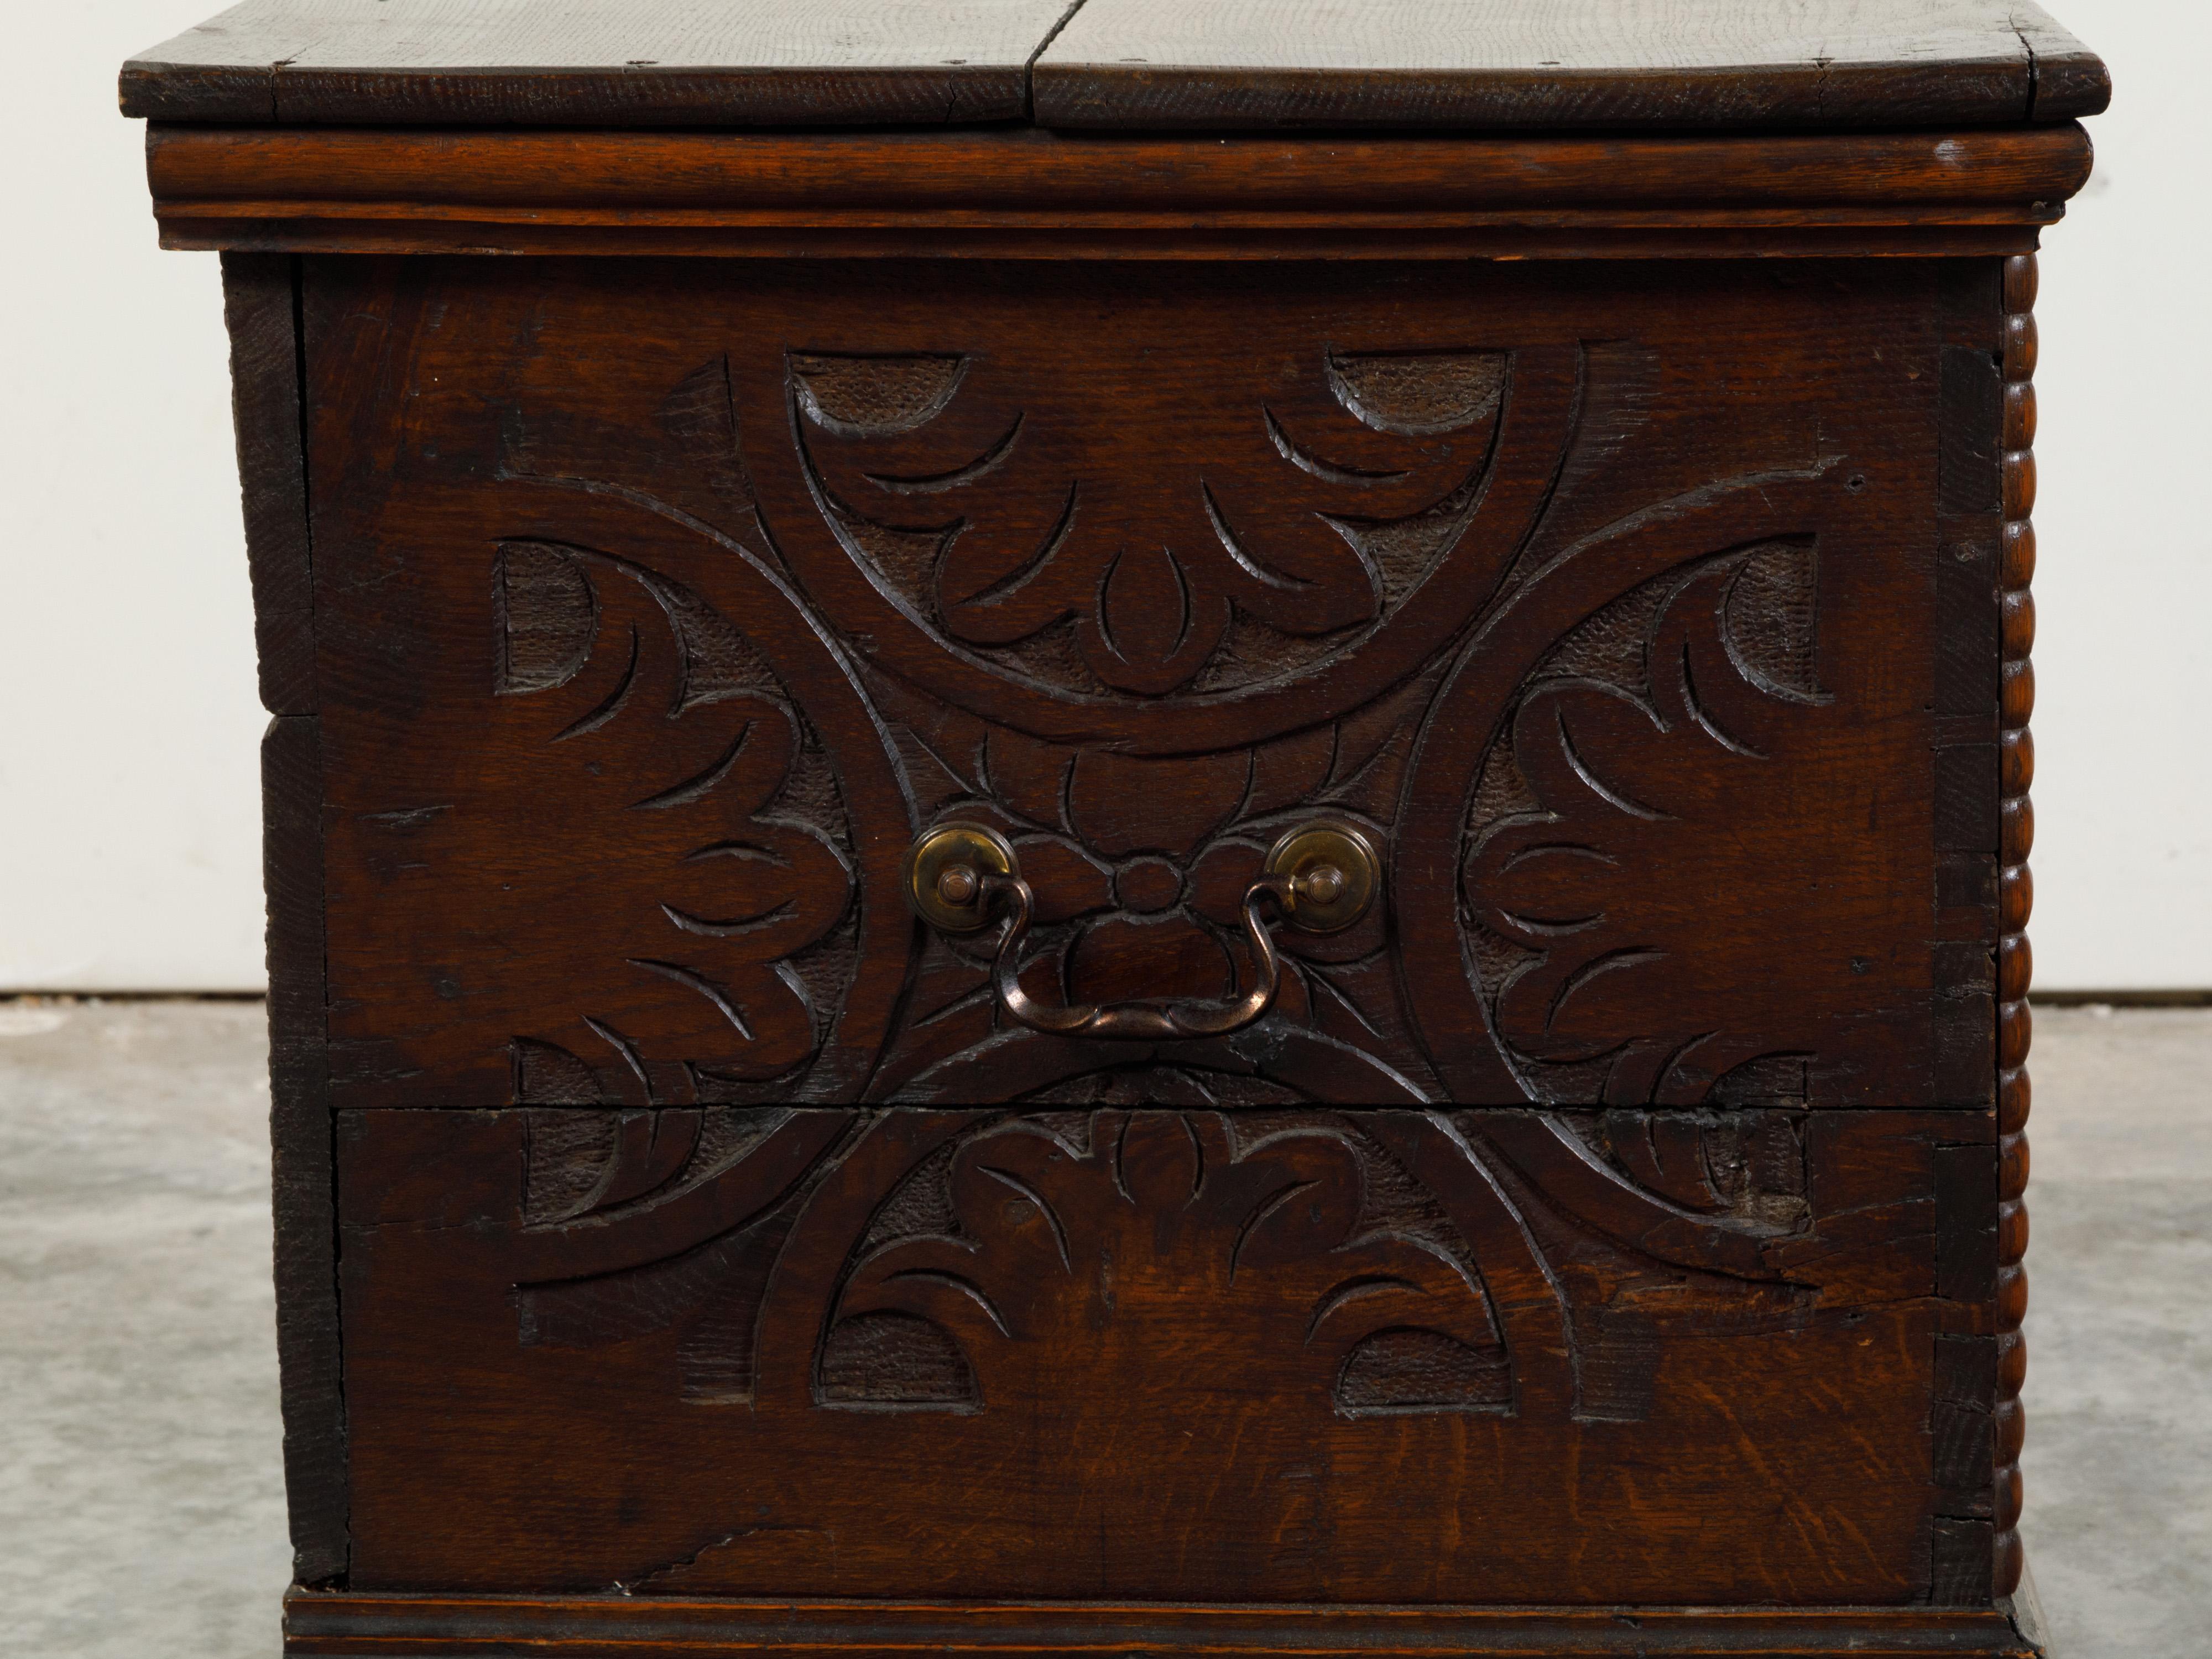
[126,3,2104,1653]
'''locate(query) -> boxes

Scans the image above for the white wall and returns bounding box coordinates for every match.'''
[2032,2,2212,988]
[3,3,264,990]
[1,2,2204,992]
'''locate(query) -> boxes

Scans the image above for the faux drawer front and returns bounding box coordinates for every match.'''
[307,258,1980,1108]
[337,1105,1994,1600]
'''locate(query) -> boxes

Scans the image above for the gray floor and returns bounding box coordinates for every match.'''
[1,1002,2204,1656]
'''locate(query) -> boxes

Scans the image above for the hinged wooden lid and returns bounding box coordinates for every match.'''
[120,0,1074,126]
[1036,0,2108,130]
[123,0,2105,131]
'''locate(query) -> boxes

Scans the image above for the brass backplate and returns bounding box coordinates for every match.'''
[904,822,1018,934]
[1263,820,1382,934]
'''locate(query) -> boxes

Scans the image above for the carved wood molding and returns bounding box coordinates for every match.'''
[283,1590,2047,1657]
[146,126,2093,260]
[1991,251,2036,1601]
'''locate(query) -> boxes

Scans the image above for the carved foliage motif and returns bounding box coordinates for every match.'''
[446,263,1916,1106]
[826,1112,1509,1415]
[491,542,858,1102]
[790,345,1507,698]
[340,1098,1955,1601]
[1461,543,1840,1103]
[509,1107,1836,1426]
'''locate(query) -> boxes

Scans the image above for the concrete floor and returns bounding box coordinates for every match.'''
[1,1002,2204,1656]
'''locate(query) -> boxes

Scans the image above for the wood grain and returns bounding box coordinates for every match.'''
[159,219,2056,263]
[1927,259,2004,1111]
[1990,252,2038,1602]
[121,0,2107,135]
[144,123,2095,262]
[281,1592,2047,1658]
[297,255,1964,1109]
[332,1105,1990,1604]
[262,714,346,1583]
[143,15,2098,1630]
[120,0,1070,126]
[148,124,2097,212]
[1035,0,2108,131]
[220,253,314,713]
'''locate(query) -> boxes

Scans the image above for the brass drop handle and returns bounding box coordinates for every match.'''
[903,820,1381,1042]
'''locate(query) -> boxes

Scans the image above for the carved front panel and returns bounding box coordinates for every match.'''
[337,1104,1972,1601]
[308,258,1955,1106]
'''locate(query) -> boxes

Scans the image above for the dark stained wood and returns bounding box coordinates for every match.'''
[262,714,346,1583]
[1933,517,1999,724]
[1932,1333,1999,1517]
[1990,252,2039,1603]
[1936,1141,2000,1302]
[143,123,2095,262]
[1938,353,2004,519]
[332,1105,1993,1604]
[1933,745,2001,855]
[1034,0,2108,132]
[148,123,2098,213]
[294,255,1977,1109]
[120,0,1072,126]
[1927,261,2005,1111]
[162,218,2055,264]
[121,0,2107,134]
[283,1592,2048,1657]
[220,253,314,714]
[1931,1516,1999,1606]
[136,9,2098,1637]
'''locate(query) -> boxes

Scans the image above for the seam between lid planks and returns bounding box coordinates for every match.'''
[119,0,2107,131]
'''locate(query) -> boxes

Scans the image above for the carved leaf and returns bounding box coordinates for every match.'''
[1464,548,1845,1105]
[828,1113,1507,1414]
[1326,349,1507,436]
[489,542,857,1102]
[789,339,1510,697]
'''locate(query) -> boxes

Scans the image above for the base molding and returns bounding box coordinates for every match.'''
[284,1593,2045,1658]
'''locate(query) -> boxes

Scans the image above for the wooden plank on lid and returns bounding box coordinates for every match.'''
[120,0,1081,126]
[1034,0,2109,131]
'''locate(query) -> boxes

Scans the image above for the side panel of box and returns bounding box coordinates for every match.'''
[222,252,316,716]
[226,252,347,1583]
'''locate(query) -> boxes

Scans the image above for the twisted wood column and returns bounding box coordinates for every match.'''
[1992,251,2037,1599]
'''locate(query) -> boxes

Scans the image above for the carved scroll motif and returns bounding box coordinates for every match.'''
[1459,542,1840,1104]
[507,1107,1848,1428]
[787,347,1510,699]
[484,290,1866,1105]
[824,1112,1510,1414]
[491,541,862,1104]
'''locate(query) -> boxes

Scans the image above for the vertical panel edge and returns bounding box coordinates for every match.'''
[264,712,346,1582]
[222,252,316,714]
